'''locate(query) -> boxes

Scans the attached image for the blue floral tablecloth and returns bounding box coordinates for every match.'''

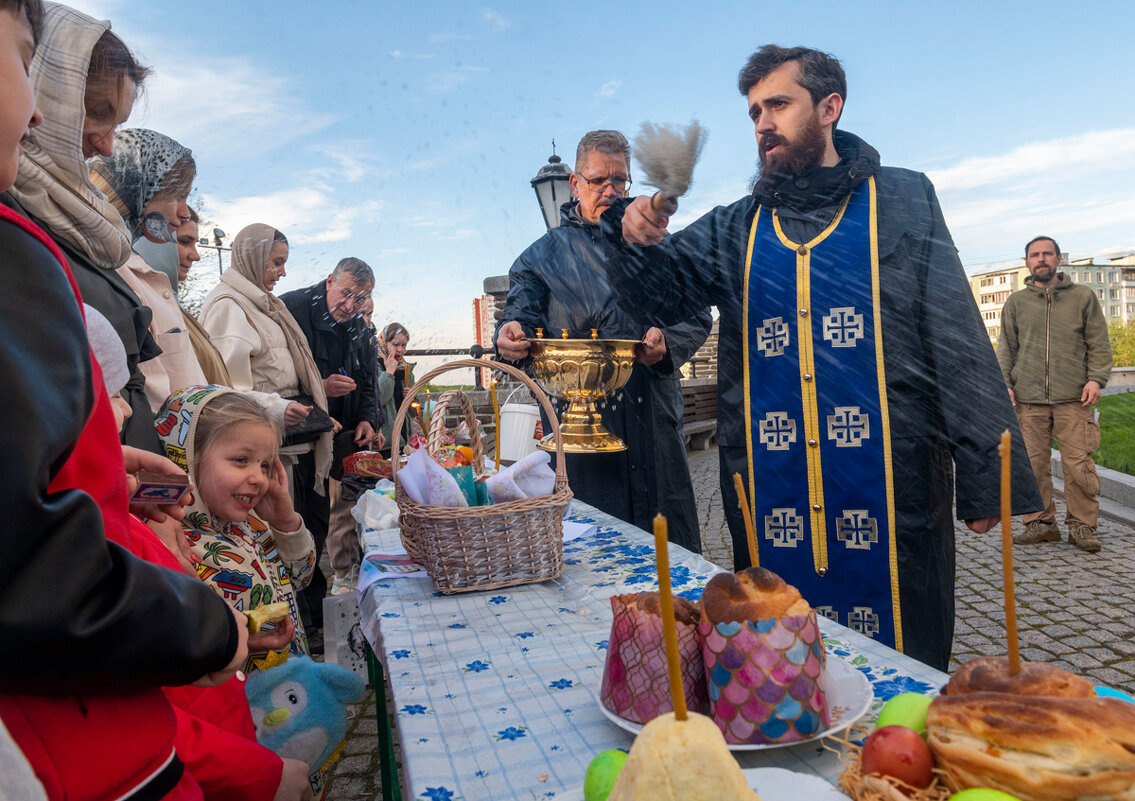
[359,504,946,801]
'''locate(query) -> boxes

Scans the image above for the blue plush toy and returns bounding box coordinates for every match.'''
[245,656,368,771]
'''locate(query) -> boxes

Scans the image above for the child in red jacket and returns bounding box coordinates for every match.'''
[0,4,272,800]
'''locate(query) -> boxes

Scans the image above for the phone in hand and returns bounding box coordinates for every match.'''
[131,470,190,505]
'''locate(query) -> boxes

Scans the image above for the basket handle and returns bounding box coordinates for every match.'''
[390,359,566,482]
[426,389,485,473]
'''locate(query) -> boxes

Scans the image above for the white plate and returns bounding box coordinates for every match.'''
[556,766,850,800]
[598,656,873,751]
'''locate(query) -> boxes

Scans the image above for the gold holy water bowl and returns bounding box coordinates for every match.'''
[528,337,638,453]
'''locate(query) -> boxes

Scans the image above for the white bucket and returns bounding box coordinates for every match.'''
[498,403,541,463]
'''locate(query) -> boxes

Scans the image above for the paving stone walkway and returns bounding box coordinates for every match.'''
[323,445,1135,800]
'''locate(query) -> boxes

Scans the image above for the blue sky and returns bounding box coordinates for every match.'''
[69,0,1135,356]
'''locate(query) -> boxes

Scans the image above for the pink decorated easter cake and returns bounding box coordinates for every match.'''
[600,592,708,723]
[699,566,829,744]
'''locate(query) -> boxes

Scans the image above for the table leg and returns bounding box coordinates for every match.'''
[366,639,402,801]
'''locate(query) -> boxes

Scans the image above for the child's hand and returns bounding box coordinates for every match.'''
[254,456,303,531]
[274,757,314,801]
[248,615,295,653]
[147,516,200,576]
[123,446,194,523]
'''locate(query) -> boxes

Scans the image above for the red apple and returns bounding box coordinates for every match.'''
[861,725,934,790]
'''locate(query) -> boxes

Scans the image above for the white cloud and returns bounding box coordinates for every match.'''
[1091,244,1135,261]
[130,61,339,161]
[483,8,512,30]
[596,79,622,99]
[426,65,489,93]
[198,186,383,248]
[428,32,472,44]
[946,187,1135,268]
[928,129,1135,192]
[65,3,340,161]
[438,228,477,241]
[311,141,379,183]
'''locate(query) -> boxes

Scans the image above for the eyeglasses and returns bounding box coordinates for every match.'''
[575,172,632,193]
[331,282,372,306]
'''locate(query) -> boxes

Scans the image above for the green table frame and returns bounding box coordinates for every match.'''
[365,638,402,801]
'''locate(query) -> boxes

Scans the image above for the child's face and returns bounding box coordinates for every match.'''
[110,392,132,432]
[197,422,278,522]
[0,9,42,192]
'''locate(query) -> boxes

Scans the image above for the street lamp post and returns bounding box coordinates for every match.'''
[530,142,573,230]
[198,227,230,277]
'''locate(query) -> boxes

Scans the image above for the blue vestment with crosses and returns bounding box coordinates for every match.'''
[742,176,901,650]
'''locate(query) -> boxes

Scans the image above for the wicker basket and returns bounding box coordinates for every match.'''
[390,359,572,594]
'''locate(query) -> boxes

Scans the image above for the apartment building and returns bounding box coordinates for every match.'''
[970,264,1031,341]
[1066,253,1135,324]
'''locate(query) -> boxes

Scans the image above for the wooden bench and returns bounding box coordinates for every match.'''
[681,378,718,450]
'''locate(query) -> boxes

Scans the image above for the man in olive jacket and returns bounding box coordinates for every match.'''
[997,235,1113,552]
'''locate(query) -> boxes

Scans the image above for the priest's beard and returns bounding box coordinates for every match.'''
[748,112,828,195]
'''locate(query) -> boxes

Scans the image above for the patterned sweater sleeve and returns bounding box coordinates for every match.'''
[269,519,316,591]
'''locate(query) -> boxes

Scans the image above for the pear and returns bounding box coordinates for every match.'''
[607,711,761,801]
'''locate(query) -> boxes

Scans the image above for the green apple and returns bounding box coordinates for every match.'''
[875,692,933,737]
[949,789,1021,801]
[584,750,628,801]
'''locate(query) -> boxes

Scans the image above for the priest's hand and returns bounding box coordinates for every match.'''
[622,196,670,246]
[635,327,667,366]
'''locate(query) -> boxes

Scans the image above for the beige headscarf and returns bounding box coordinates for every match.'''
[8,3,132,268]
[227,223,333,487]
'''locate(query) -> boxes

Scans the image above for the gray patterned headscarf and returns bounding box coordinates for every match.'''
[88,128,195,233]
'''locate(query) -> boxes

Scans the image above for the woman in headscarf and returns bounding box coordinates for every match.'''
[177,207,236,388]
[199,223,334,491]
[0,2,159,450]
[88,128,205,412]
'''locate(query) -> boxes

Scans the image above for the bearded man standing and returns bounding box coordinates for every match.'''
[998,236,1112,553]
[598,45,1040,670]
[496,130,711,553]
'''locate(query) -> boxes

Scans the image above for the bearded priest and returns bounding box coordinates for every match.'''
[599,45,1041,671]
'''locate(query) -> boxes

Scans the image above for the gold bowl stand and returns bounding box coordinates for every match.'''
[528,338,638,453]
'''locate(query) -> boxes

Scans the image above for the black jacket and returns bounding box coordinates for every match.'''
[280,281,380,434]
[0,207,238,694]
[498,201,712,550]
[600,131,1041,669]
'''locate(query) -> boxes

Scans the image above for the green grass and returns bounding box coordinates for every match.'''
[422,383,475,393]
[1096,393,1135,475]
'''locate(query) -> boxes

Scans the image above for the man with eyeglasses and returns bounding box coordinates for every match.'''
[594,46,1041,671]
[282,257,384,648]
[496,129,712,553]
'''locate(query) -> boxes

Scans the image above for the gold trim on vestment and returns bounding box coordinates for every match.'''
[770,196,851,576]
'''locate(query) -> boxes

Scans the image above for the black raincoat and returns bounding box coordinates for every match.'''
[498,200,712,552]
[599,131,1041,670]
